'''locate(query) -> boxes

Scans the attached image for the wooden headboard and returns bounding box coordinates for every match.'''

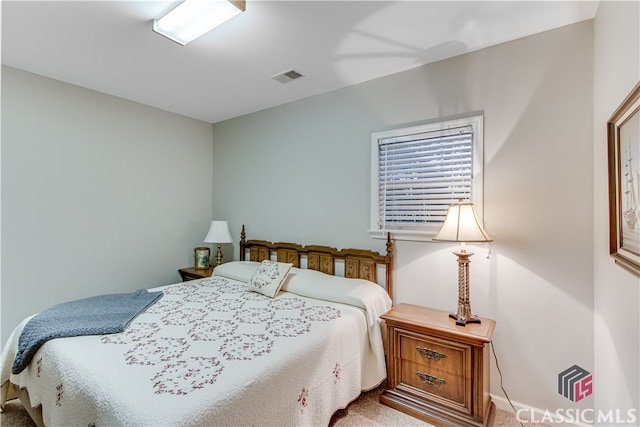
[239,225,394,301]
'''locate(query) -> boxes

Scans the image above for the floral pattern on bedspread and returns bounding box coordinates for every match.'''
[1,270,392,427]
[97,277,342,396]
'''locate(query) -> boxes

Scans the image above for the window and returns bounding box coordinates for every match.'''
[369,115,484,241]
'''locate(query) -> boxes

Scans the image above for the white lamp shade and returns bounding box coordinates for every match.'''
[153,0,245,45]
[432,201,493,243]
[204,221,233,244]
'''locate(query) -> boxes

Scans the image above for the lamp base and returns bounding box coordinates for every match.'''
[449,313,481,326]
[215,244,223,266]
[450,249,481,327]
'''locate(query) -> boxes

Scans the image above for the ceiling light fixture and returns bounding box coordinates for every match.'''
[153,0,246,46]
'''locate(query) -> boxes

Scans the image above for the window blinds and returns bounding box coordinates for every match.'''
[377,125,474,230]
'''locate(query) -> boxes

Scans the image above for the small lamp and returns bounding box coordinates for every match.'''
[432,200,492,326]
[204,221,233,266]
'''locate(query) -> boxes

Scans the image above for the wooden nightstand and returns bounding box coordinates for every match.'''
[178,267,213,282]
[380,303,496,427]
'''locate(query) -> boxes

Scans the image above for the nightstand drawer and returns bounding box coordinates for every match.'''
[398,332,470,406]
[400,333,466,370]
[401,360,467,406]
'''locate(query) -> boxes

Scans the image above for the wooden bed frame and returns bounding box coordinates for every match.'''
[238,225,394,301]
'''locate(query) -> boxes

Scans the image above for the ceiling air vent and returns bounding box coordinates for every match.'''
[272,69,304,84]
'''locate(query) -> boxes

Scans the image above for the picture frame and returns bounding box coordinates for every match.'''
[608,81,640,277]
[194,246,210,270]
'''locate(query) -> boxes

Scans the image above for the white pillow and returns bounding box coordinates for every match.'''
[213,261,261,283]
[247,260,293,298]
[282,267,391,311]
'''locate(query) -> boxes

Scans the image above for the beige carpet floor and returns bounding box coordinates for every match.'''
[1,382,531,427]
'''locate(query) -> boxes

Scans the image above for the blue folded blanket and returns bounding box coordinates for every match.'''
[12,289,163,374]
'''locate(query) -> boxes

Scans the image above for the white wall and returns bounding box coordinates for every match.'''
[593,1,640,423]
[1,66,214,345]
[212,21,595,413]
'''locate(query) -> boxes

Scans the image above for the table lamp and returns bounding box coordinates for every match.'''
[204,220,233,266]
[432,200,492,326]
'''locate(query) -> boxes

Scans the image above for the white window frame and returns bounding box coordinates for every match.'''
[369,115,484,241]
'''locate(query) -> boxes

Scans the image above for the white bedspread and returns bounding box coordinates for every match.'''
[1,266,391,426]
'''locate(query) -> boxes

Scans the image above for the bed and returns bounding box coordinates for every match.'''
[1,226,394,426]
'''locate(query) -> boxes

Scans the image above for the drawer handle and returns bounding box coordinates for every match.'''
[416,346,446,361]
[416,372,446,388]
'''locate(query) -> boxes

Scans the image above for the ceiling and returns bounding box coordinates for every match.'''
[2,1,599,124]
